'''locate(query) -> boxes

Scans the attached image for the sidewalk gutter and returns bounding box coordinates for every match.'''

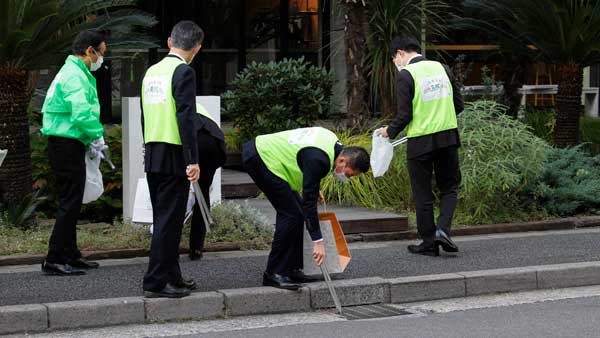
[2,260,600,335]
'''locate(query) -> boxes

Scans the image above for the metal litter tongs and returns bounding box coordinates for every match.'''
[391,136,408,147]
[320,263,343,315]
[192,181,214,232]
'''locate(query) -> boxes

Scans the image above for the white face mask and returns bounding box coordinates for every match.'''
[333,165,349,182]
[393,53,404,72]
[90,49,103,72]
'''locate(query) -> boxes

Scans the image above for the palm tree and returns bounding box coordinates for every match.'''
[460,0,600,148]
[0,0,157,205]
[366,0,449,119]
[339,0,370,128]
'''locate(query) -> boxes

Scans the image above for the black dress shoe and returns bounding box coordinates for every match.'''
[407,242,440,257]
[288,269,318,283]
[144,283,191,298]
[434,229,459,253]
[262,272,301,290]
[42,261,86,276]
[189,249,203,261]
[67,258,100,269]
[174,278,197,290]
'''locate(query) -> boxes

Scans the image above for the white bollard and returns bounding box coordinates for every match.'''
[122,96,222,226]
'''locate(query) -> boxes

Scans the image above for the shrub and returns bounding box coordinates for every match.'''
[222,58,334,143]
[458,101,547,224]
[520,107,555,143]
[522,146,600,216]
[580,116,600,155]
[207,201,273,249]
[321,100,548,225]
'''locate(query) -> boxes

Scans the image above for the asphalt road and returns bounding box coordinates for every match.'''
[1,229,600,306]
[167,295,600,338]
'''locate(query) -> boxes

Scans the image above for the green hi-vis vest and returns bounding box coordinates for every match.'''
[403,60,457,138]
[141,57,186,145]
[256,127,338,192]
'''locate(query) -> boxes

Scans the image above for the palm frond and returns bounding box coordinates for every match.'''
[0,0,158,70]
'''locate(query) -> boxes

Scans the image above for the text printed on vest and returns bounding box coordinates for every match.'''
[288,127,319,145]
[418,75,451,102]
[143,76,169,104]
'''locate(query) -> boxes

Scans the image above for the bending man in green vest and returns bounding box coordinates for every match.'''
[243,127,370,290]
[141,21,202,298]
[379,36,464,257]
[40,30,107,275]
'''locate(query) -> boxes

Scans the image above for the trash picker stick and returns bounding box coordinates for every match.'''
[192,181,213,232]
[320,263,343,315]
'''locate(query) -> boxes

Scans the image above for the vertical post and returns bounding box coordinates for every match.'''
[421,0,426,58]
[279,0,290,60]
[320,0,331,69]
[238,0,247,71]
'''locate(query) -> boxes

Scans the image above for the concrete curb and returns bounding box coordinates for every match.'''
[4,260,600,335]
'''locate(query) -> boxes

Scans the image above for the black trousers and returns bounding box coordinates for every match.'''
[189,132,225,251]
[407,145,461,246]
[143,172,189,291]
[46,136,86,264]
[242,141,304,275]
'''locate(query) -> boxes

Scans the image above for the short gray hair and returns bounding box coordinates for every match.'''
[170,20,204,51]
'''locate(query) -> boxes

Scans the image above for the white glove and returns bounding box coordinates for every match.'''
[87,148,105,160]
[91,137,107,152]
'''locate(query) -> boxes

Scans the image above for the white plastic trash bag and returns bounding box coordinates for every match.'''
[371,131,394,177]
[82,152,104,204]
[370,130,408,177]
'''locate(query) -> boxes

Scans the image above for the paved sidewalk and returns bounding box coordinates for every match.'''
[1,228,600,307]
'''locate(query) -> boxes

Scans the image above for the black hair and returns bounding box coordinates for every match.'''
[72,30,106,56]
[390,36,421,56]
[170,20,204,51]
[341,146,370,173]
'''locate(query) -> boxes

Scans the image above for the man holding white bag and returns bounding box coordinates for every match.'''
[40,30,107,275]
[379,36,464,257]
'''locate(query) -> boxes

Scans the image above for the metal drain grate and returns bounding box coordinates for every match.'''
[340,304,413,320]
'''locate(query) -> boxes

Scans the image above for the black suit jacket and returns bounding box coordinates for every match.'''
[141,54,199,177]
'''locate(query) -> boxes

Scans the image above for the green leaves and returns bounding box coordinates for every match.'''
[222,58,334,145]
[523,146,600,216]
[0,0,157,70]
[460,0,600,66]
[365,0,450,117]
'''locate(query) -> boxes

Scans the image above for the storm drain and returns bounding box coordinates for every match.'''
[340,304,413,320]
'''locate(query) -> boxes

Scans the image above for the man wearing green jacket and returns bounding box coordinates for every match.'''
[40,30,107,275]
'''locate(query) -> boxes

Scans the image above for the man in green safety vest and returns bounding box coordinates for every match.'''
[379,36,464,257]
[40,30,107,276]
[243,127,370,290]
[141,21,203,299]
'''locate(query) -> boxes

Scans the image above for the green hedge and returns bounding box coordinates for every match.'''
[222,58,334,149]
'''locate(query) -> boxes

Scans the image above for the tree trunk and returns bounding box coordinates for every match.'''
[380,73,395,119]
[553,64,583,148]
[500,56,527,118]
[342,1,369,129]
[0,66,33,205]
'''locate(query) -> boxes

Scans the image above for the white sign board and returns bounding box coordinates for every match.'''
[0,149,6,168]
[122,96,222,224]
